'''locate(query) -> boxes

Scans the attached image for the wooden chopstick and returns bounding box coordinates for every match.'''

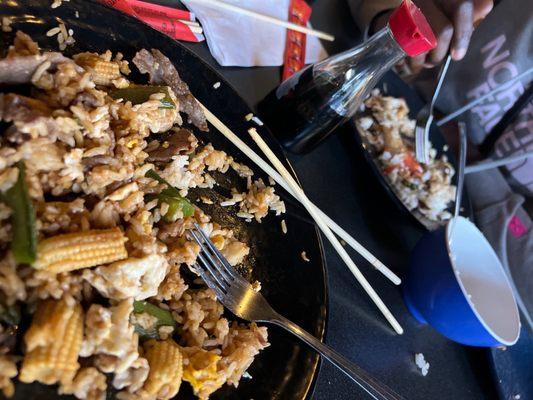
[179,19,200,27]
[248,128,403,335]
[184,0,335,42]
[187,25,203,34]
[197,101,401,287]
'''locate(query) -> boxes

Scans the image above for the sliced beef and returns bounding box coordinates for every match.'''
[0,52,70,85]
[1,93,52,123]
[146,128,198,163]
[133,49,208,131]
[0,93,56,144]
[4,125,26,145]
[0,325,18,355]
[1,93,52,121]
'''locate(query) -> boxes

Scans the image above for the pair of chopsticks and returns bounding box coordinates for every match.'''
[102,0,205,42]
[183,0,335,42]
[127,0,204,35]
[198,103,403,335]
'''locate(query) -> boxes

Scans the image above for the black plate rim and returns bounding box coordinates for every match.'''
[0,1,329,399]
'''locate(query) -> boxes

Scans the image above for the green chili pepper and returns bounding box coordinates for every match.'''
[0,162,37,264]
[145,170,195,220]
[132,300,175,339]
[109,85,175,109]
[159,191,195,222]
[401,179,418,190]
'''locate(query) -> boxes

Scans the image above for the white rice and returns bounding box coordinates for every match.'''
[300,251,310,262]
[46,27,61,37]
[237,212,254,220]
[414,353,429,376]
[159,202,169,217]
[1,17,12,33]
[51,0,69,9]
[281,219,287,234]
[46,21,75,51]
[200,197,213,204]
[31,61,52,85]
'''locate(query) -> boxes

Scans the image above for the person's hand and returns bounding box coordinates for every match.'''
[371,0,493,72]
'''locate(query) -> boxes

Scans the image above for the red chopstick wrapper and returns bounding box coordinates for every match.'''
[98,0,203,42]
[282,0,312,81]
[98,0,137,16]
[141,16,204,42]
[126,0,196,21]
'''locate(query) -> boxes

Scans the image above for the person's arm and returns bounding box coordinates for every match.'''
[347,0,401,38]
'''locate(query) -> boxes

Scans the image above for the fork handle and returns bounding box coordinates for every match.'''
[269,314,404,400]
[429,54,452,111]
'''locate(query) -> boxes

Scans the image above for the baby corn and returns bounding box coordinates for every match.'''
[34,228,128,274]
[143,339,183,399]
[19,299,83,386]
[74,53,121,86]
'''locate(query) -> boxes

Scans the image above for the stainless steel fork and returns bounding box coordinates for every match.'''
[414,54,452,164]
[188,224,404,400]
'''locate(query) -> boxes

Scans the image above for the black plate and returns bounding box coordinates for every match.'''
[350,72,472,231]
[0,1,327,399]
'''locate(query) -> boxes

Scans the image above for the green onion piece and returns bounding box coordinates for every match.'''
[401,179,418,190]
[1,162,37,264]
[109,85,175,109]
[132,300,175,339]
[133,300,175,326]
[145,170,195,219]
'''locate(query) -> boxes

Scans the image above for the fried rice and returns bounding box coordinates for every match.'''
[356,90,456,223]
[0,31,282,399]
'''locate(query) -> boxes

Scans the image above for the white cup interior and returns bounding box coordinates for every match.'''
[446,217,520,345]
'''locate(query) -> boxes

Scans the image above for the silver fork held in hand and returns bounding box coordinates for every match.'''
[415,54,452,164]
[189,225,404,400]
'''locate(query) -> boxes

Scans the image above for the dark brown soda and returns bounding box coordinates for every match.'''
[257,66,346,154]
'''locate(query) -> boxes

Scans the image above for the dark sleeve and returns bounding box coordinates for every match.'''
[347,0,402,36]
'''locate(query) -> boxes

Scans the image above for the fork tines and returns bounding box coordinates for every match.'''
[188,224,247,299]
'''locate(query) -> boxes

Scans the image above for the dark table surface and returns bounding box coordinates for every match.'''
[179,1,501,398]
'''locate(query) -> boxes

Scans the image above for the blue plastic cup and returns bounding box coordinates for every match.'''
[404,216,520,347]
